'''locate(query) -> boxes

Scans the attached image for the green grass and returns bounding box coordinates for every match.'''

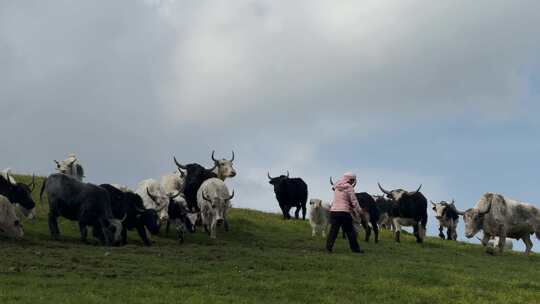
[1,175,539,303]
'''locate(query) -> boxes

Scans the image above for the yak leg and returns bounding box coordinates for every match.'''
[210,219,217,239]
[393,218,401,243]
[48,212,60,240]
[79,222,88,244]
[522,234,533,256]
[294,205,301,219]
[414,222,424,243]
[497,228,507,254]
[279,203,290,220]
[136,224,151,246]
[301,203,307,220]
[371,219,379,243]
[446,227,453,240]
[438,226,446,240]
[481,233,491,247]
[361,217,371,243]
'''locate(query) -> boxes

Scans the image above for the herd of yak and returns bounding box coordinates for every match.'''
[1,152,540,256]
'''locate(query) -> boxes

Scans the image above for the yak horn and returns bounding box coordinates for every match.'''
[173,156,187,170]
[378,183,391,195]
[409,184,422,195]
[227,190,235,200]
[146,188,158,202]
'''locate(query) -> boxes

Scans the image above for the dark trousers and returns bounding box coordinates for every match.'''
[326,212,361,252]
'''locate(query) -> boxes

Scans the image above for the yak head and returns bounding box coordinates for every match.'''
[267,171,290,188]
[378,183,422,203]
[211,150,237,179]
[431,200,455,220]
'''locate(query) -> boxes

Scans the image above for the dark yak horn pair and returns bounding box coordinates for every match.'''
[267,171,290,180]
[378,183,422,195]
[211,150,235,162]
[173,156,217,172]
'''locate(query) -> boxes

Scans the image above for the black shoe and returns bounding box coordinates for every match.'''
[326,248,333,254]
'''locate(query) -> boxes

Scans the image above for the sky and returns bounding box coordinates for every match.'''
[1,1,540,250]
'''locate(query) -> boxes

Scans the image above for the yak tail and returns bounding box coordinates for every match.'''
[39,177,47,206]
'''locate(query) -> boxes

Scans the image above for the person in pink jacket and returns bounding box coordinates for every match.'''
[326,172,364,253]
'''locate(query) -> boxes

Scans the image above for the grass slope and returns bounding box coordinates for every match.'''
[0,175,539,304]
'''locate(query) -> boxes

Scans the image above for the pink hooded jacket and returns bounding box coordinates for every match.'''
[330,173,361,213]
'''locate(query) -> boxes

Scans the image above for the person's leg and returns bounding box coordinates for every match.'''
[342,213,363,253]
[326,213,342,252]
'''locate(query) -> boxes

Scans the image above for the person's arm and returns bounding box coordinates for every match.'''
[348,188,361,211]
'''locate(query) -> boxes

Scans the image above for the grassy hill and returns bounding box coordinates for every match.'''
[1,175,539,304]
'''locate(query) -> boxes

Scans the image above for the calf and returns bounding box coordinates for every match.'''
[0,195,24,239]
[197,178,234,239]
[40,174,123,246]
[431,200,459,240]
[309,199,329,237]
[100,184,160,246]
[476,236,513,251]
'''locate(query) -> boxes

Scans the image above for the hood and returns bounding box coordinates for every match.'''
[334,175,354,192]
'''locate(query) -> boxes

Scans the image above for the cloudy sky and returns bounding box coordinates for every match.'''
[1,1,539,249]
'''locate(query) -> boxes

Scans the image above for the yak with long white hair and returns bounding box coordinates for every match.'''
[135,179,179,223]
[459,193,540,255]
[54,154,85,181]
[0,195,24,239]
[197,178,234,239]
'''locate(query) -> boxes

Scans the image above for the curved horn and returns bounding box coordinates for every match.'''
[230,151,235,162]
[267,172,273,180]
[378,183,391,195]
[479,201,492,216]
[120,213,128,222]
[68,158,77,166]
[173,156,187,170]
[456,208,466,216]
[146,187,158,202]
[286,171,290,178]
[211,150,218,162]
[4,171,13,184]
[409,184,422,195]
[178,168,186,178]
[227,189,235,200]
[27,174,36,192]
[430,200,436,207]
[207,163,217,172]
[168,191,181,199]
[202,191,211,202]
[329,177,334,186]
